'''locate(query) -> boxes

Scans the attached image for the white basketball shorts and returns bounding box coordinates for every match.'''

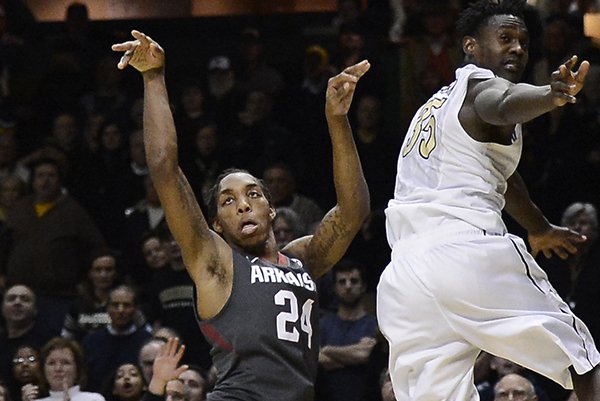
[377,228,600,401]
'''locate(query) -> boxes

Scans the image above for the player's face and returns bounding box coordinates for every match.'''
[214,172,275,250]
[472,15,529,82]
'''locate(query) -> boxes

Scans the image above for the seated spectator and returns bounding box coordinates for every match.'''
[7,345,46,401]
[121,176,165,283]
[21,337,105,401]
[0,285,55,385]
[82,285,152,392]
[178,366,206,401]
[541,202,600,343]
[102,363,146,401]
[142,338,187,401]
[317,260,378,401]
[273,207,306,250]
[494,373,538,401]
[138,338,167,385]
[1,154,105,333]
[262,163,324,232]
[61,249,146,341]
[0,174,26,224]
[478,356,549,401]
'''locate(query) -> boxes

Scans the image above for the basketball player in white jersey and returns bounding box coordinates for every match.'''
[377,0,600,400]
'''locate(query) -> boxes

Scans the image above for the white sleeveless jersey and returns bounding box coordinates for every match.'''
[386,64,522,247]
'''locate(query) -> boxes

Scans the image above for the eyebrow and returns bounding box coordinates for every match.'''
[219,183,260,196]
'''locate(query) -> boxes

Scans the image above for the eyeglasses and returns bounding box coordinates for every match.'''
[13,355,37,365]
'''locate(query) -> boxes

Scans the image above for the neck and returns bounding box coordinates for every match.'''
[337,303,366,321]
[7,320,35,339]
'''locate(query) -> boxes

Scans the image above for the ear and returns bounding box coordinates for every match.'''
[212,219,223,234]
[463,36,476,56]
[269,207,276,221]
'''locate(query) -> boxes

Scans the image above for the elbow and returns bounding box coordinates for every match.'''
[147,150,179,177]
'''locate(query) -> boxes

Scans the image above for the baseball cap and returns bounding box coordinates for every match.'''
[208,56,232,71]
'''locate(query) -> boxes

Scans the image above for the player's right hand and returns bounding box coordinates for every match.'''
[111,30,165,73]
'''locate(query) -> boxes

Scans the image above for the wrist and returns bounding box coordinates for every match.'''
[148,380,167,395]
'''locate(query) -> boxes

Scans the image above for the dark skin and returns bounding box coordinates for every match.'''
[458,14,600,400]
[112,31,370,320]
[458,14,589,260]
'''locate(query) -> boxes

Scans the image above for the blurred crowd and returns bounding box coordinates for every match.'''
[0,0,598,400]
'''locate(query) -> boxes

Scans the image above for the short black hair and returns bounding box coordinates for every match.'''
[206,168,272,225]
[456,0,526,38]
[332,259,366,282]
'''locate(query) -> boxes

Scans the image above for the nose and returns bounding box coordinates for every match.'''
[237,197,251,213]
[511,40,525,55]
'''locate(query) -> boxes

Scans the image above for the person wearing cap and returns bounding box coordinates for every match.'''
[205,55,245,129]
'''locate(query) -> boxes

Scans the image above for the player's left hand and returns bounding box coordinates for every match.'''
[528,223,587,259]
[550,55,590,107]
[325,60,370,116]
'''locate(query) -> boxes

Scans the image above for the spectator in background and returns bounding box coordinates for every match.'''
[351,92,399,210]
[235,28,285,98]
[262,163,324,232]
[273,207,306,250]
[0,135,28,183]
[121,176,165,283]
[7,345,46,401]
[178,366,206,401]
[0,174,26,225]
[180,122,223,208]
[0,381,9,401]
[205,55,245,129]
[22,337,105,401]
[226,90,300,177]
[82,285,152,392]
[0,285,56,384]
[541,203,600,343]
[138,338,167,385]
[317,260,378,401]
[173,81,211,150]
[493,373,538,401]
[0,155,105,333]
[102,363,147,401]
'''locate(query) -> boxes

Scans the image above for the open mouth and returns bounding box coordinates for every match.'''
[240,221,258,235]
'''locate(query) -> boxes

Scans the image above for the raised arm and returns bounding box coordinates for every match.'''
[473,56,589,125]
[284,61,371,278]
[505,171,586,259]
[111,31,232,318]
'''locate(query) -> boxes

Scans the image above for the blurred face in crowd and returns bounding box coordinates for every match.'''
[565,210,598,243]
[44,347,77,391]
[32,163,61,203]
[0,175,25,208]
[138,340,163,384]
[142,237,169,269]
[334,268,365,307]
[101,124,123,151]
[181,85,205,114]
[2,285,36,327]
[12,346,42,385]
[107,288,137,331]
[179,369,206,401]
[113,363,145,401]
[263,167,294,205]
[195,125,218,158]
[52,113,79,151]
[273,215,295,249]
[89,255,118,292]
[494,374,537,401]
[165,380,185,401]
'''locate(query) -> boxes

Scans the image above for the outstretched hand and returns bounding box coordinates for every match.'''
[550,55,590,107]
[326,60,371,116]
[528,223,587,259]
[111,30,165,73]
[149,337,188,394]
